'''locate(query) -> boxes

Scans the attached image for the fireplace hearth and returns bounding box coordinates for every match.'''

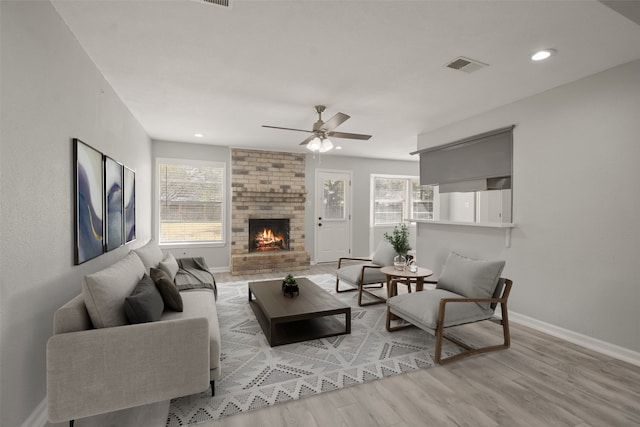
[249,218,290,252]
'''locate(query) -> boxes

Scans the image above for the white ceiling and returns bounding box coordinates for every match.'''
[51,0,640,161]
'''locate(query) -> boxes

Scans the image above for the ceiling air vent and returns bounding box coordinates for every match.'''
[190,0,232,8]
[445,57,488,74]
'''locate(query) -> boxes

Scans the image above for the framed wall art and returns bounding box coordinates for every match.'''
[123,166,136,243]
[74,139,104,264]
[104,156,124,251]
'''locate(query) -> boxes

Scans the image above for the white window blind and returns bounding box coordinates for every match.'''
[159,161,225,243]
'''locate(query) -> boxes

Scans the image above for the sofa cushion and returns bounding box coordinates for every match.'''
[371,240,396,266]
[132,241,164,271]
[162,289,221,378]
[150,267,184,312]
[83,252,146,328]
[124,274,165,324]
[158,252,179,281]
[387,289,495,330]
[436,252,505,309]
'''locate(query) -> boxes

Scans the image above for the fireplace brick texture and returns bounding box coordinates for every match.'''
[231,149,310,274]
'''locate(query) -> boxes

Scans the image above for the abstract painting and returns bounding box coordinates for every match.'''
[74,139,104,264]
[105,156,124,251]
[124,166,136,243]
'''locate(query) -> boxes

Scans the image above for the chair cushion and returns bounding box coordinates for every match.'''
[337,264,386,286]
[158,252,179,281]
[436,252,505,309]
[387,289,494,330]
[83,252,146,328]
[371,240,396,266]
[132,240,164,271]
[124,274,165,324]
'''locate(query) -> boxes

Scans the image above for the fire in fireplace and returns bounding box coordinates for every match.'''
[249,218,290,252]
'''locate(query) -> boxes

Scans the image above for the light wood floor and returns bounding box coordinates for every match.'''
[202,264,640,427]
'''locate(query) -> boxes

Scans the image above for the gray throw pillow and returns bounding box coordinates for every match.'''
[436,251,505,309]
[150,267,184,312]
[124,274,165,324]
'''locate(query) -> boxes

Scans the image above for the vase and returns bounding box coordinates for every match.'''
[393,255,407,271]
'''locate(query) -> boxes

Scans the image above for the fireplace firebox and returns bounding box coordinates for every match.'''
[249,218,290,252]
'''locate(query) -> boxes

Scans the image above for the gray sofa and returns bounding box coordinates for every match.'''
[46,241,220,424]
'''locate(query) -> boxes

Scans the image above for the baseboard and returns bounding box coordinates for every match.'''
[22,397,47,427]
[210,266,230,274]
[509,311,640,367]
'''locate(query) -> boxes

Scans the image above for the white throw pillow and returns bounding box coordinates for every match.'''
[82,252,146,328]
[158,252,179,281]
[132,240,164,270]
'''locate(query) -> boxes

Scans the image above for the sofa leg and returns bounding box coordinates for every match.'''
[70,421,74,427]
[210,380,215,396]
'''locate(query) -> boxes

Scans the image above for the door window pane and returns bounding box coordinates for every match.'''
[323,179,345,220]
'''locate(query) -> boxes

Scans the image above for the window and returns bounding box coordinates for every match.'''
[372,175,433,225]
[158,159,225,244]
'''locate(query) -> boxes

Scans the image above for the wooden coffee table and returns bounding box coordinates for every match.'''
[248,277,351,346]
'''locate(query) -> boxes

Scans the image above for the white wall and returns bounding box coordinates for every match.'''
[152,140,231,269]
[305,155,419,260]
[416,60,640,354]
[0,2,152,426]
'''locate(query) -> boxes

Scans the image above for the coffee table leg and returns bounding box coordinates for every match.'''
[346,308,351,334]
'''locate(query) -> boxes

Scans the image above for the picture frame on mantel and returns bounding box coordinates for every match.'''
[104,156,124,252]
[123,166,136,243]
[74,138,104,265]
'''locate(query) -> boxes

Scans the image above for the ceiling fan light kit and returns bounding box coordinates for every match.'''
[263,105,372,154]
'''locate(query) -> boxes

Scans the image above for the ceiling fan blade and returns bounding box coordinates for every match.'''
[319,112,350,132]
[262,125,313,134]
[299,135,317,146]
[327,131,372,140]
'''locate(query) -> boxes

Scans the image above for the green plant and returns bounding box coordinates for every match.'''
[383,223,411,256]
[283,274,297,285]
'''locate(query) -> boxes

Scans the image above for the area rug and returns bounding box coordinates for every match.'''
[166,274,464,426]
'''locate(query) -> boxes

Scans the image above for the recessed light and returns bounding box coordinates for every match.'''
[194,133,204,138]
[531,49,557,61]
[335,146,343,150]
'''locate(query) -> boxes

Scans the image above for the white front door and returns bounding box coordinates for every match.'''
[315,170,352,263]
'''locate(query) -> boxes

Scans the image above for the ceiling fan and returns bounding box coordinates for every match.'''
[262,105,372,152]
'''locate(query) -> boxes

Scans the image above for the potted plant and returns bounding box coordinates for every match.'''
[383,223,411,270]
[282,273,299,297]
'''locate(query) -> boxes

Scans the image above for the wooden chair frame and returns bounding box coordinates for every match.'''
[335,257,386,306]
[434,279,513,364]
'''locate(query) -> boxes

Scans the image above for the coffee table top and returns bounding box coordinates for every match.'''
[249,277,349,320]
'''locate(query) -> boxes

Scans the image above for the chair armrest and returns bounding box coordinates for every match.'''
[337,257,372,269]
[47,317,210,423]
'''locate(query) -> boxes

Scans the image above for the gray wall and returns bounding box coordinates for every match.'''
[416,59,640,354]
[0,2,152,426]
[305,155,419,260]
[152,141,231,269]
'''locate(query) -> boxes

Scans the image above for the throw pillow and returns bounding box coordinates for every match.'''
[436,251,505,309]
[83,252,146,328]
[158,252,179,281]
[371,240,396,266]
[132,240,164,271]
[124,274,165,324]
[150,267,184,312]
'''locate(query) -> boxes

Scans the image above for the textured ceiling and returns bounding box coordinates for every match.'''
[52,0,640,161]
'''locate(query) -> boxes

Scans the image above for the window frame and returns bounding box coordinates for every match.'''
[370,174,433,226]
[155,157,226,247]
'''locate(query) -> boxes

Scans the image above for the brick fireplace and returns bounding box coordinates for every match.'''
[230,149,310,275]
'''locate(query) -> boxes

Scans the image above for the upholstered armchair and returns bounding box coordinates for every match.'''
[387,251,512,364]
[335,240,396,306]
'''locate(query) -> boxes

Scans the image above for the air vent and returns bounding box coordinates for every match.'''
[445,57,488,74]
[190,0,232,8]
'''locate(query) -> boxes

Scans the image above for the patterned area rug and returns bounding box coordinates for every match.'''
[167,274,464,425]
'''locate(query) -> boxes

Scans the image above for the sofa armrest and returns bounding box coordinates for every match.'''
[47,317,210,423]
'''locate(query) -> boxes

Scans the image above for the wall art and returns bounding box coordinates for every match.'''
[124,166,136,243]
[105,156,124,251]
[74,139,104,264]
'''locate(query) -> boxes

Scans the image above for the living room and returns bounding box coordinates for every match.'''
[2,1,640,427]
